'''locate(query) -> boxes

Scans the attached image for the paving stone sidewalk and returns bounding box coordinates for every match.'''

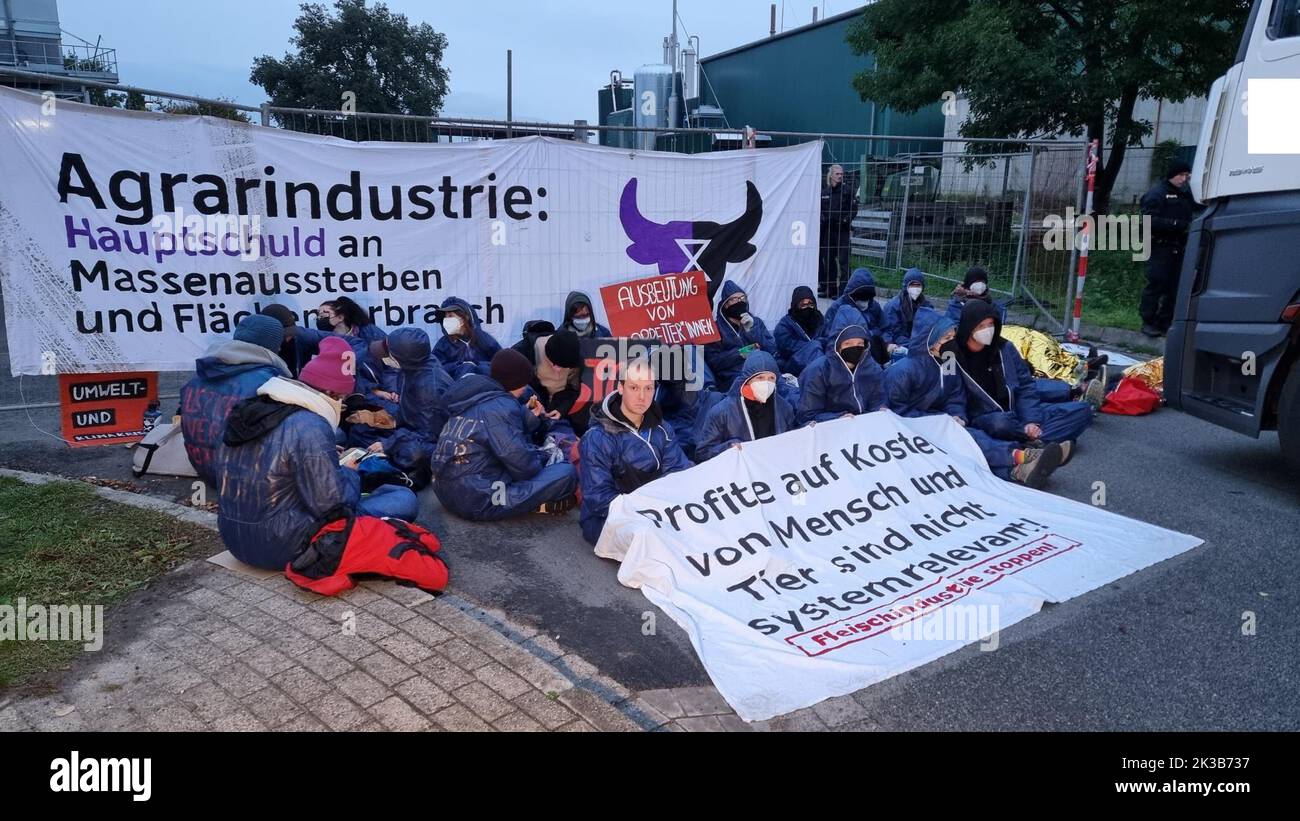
[0,469,830,733]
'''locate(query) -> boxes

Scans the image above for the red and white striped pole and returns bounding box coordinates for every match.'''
[1067,138,1100,342]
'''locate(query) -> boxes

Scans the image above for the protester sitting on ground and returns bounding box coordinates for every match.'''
[214,337,420,570]
[180,314,291,484]
[260,303,322,379]
[313,296,401,450]
[951,300,1093,456]
[885,310,1065,488]
[368,328,452,488]
[822,267,888,364]
[796,324,886,426]
[705,281,778,393]
[945,266,1007,324]
[882,268,932,357]
[433,296,502,379]
[774,285,824,377]
[999,324,1108,410]
[696,351,796,462]
[518,328,593,437]
[579,359,693,544]
[559,291,611,338]
[430,349,579,521]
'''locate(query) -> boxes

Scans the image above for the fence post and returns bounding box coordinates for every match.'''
[1010,146,1036,301]
[1062,140,1091,330]
[259,103,270,127]
[1068,139,1100,341]
[895,155,913,270]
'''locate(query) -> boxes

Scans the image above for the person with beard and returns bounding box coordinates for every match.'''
[882,268,932,357]
[951,300,1094,455]
[774,285,825,376]
[578,360,693,544]
[433,296,502,378]
[696,351,796,461]
[945,266,1007,324]
[796,324,886,426]
[822,267,888,364]
[705,281,778,392]
[559,291,611,338]
[886,309,1064,488]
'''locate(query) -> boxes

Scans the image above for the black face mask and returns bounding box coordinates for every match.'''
[795,306,821,324]
[315,317,334,332]
[723,300,750,320]
[852,288,876,303]
[840,345,865,365]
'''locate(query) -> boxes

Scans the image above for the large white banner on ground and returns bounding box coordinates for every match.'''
[596,412,1203,722]
[0,87,821,375]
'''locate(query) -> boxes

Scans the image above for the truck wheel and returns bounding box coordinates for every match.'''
[1280,363,1300,475]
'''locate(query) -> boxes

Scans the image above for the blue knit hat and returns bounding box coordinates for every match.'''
[233,313,284,352]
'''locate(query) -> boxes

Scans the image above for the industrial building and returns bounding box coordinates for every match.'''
[1,0,118,98]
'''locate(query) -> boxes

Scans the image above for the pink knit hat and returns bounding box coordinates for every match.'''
[300,336,356,396]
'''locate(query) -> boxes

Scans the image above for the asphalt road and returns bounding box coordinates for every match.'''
[3,398,1296,730]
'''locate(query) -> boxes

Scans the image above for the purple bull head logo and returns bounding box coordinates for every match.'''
[619,178,763,300]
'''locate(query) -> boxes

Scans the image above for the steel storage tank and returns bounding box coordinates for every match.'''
[633,64,673,151]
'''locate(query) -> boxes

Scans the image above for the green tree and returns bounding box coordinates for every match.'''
[846,0,1252,213]
[251,0,450,131]
[157,98,251,123]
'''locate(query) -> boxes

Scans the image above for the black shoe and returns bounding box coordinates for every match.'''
[1141,324,1163,338]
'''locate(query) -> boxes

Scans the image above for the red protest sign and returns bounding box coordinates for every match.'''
[600,271,720,344]
[59,372,158,447]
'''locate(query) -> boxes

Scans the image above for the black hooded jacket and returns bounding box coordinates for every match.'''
[952,300,1009,412]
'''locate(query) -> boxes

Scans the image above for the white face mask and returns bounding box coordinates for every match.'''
[973,326,996,346]
[907,286,923,300]
[382,355,400,369]
[969,281,988,295]
[572,316,592,331]
[749,379,776,403]
[442,316,465,336]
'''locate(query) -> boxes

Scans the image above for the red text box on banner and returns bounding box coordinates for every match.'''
[600,271,720,345]
[59,372,157,447]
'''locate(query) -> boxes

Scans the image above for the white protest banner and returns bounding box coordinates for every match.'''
[0,87,820,375]
[596,412,1203,722]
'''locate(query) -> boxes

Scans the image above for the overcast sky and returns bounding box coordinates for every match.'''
[58,0,852,122]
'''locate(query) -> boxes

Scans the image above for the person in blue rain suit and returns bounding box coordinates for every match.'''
[695,351,796,462]
[796,324,886,426]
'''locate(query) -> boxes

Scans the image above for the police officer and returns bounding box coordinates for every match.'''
[1139,160,1197,338]
[819,164,858,298]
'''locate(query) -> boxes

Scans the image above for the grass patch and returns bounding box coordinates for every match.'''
[0,477,222,689]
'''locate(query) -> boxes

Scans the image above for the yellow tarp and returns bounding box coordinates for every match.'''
[1123,356,1164,392]
[1001,325,1083,385]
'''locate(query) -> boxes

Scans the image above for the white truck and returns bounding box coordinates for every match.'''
[1165,0,1300,471]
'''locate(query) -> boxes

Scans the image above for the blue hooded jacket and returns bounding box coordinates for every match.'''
[429,374,549,520]
[578,391,693,544]
[796,324,886,426]
[696,351,796,461]
[884,309,967,419]
[881,268,932,347]
[704,281,778,392]
[821,268,885,354]
[773,285,824,376]
[433,297,502,379]
[381,327,453,473]
[179,340,290,484]
[950,300,1044,438]
[214,380,361,570]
